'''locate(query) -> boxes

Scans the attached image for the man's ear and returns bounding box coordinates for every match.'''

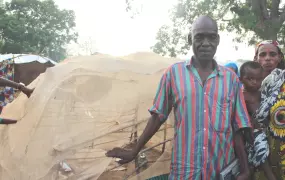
[188,33,192,45]
[217,34,220,45]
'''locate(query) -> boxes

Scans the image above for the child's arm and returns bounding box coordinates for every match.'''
[0,118,17,124]
[243,127,254,145]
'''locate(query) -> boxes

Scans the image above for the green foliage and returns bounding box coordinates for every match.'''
[152,0,236,57]
[0,0,78,62]
[126,0,285,57]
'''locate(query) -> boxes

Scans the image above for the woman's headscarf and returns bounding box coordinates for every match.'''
[224,62,239,76]
[255,40,280,53]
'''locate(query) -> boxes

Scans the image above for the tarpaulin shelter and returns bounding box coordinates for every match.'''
[0,52,180,180]
[0,54,57,85]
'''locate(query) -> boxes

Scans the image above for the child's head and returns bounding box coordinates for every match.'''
[240,61,263,92]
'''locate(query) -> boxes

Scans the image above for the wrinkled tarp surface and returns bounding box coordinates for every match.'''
[0,52,178,180]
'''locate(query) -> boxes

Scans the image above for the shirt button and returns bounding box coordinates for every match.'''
[204,92,206,95]
[204,110,206,113]
[204,128,206,131]
[203,147,205,150]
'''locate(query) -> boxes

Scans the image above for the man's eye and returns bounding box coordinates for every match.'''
[209,35,217,39]
[195,36,203,40]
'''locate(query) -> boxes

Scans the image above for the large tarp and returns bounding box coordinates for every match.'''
[0,52,178,179]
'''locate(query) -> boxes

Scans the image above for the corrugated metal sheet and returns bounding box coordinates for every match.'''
[0,54,57,65]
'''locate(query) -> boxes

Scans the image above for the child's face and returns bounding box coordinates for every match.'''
[241,68,263,91]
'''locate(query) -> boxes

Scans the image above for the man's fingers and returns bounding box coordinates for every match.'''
[118,159,130,164]
[105,147,122,157]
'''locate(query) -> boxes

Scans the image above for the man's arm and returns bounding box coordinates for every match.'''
[106,114,162,164]
[232,81,252,179]
[234,128,251,175]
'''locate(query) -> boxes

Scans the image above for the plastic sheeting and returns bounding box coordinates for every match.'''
[0,52,178,180]
[0,54,57,65]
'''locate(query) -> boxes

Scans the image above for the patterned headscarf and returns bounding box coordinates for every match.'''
[0,58,15,114]
[255,40,280,52]
[254,40,280,60]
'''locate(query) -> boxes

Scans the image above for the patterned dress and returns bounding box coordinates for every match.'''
[0,58,15,114]
[254,68,285,179]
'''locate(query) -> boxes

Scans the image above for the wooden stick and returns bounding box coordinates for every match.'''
[123,161,148,180]
[140,138,173,154]
[161,123,167,153]
[133,105,140,178]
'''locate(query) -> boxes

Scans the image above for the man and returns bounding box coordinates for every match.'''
[106,15,251,179]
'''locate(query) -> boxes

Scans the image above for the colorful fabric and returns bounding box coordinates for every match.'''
[254,69,285,179]
[246,129,269,167]
[271,81,285,179]
[149,58,251,180]
[224,62,239,76]
[147,174,169,180]
[0,58,15,114]
[254,68,285,138]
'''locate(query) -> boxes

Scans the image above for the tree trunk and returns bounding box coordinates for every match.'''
[267,33,278,41]
[263,24,279,40]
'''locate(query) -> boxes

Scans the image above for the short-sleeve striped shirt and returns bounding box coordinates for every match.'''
[149,58,251,180]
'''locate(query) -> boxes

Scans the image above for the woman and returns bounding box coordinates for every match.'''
[254,40,285,179]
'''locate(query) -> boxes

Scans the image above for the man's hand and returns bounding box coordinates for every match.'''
[106,147,137,164]
[20,85,34,98]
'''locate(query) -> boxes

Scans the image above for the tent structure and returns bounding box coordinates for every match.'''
[0,52,179,180]
[0,54,57,85]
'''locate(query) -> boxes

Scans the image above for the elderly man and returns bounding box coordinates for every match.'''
[106,15,251,180]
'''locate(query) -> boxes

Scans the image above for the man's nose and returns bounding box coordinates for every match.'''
[202,38,210,46]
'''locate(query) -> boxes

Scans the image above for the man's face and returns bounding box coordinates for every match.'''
[192,23,219,62]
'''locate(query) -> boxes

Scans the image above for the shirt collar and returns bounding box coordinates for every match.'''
[185,56,223,76]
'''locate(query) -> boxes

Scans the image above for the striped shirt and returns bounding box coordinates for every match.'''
[149,58,251,180]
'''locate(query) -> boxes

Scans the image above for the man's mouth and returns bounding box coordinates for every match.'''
[199,51,212,54]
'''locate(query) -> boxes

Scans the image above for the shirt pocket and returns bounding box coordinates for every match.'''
[208,93,233,133]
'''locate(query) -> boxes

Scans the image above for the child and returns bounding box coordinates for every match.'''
[240,61,276,180]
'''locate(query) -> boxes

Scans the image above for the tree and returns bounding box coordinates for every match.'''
[0,0,78,61]
[126,0,285,57]
[79,37,97,55]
